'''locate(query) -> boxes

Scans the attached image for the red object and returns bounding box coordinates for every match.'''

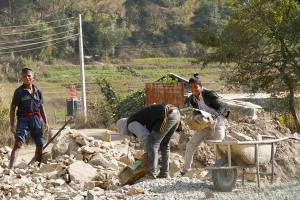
[22,112,41,120]
[70,85,76,99]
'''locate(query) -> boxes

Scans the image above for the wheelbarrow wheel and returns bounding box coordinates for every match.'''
[212,157,237,192]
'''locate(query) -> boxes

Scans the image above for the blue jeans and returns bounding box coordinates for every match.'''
[146,110,181,176]
[16,115,44,147]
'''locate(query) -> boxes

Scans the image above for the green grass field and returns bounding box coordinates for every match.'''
[3,58,228,128]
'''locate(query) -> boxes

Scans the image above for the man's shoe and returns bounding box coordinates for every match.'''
[157,172,170,179]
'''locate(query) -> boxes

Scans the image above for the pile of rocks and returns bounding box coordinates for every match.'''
[1,115,299,199]
[0,128,182,199]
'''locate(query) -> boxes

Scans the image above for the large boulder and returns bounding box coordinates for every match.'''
[219,97,263,121]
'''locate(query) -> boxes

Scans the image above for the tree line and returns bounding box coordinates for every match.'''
[0,0,228,61]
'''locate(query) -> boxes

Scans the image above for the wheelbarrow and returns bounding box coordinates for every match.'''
[205,136,300,192]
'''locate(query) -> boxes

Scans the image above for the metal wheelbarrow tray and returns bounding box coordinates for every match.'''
[205,136,300,192]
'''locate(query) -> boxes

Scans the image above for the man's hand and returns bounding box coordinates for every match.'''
[44,123,50,132]
[10,125,16,134]
[207,114,216,124]
[176,120,184,131]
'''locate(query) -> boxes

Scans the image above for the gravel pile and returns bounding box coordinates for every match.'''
[125,177,300,200]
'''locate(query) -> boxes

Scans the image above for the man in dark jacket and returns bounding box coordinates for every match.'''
[182,74,229,175]
[117,103,181,179]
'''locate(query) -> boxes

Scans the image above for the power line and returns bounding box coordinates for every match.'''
[0,23,75,36]
[0,17,76,30]
[0,34,78,50]
[0,17,77,55]
[0,30,75,46]
[0,36,76,55]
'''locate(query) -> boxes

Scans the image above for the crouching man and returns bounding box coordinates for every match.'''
[117,103,181,179]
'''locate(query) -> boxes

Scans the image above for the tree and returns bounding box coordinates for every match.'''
[82,12,131,59]
[194,0,300,130]
[0,0,77,62]
[190,0,231,46]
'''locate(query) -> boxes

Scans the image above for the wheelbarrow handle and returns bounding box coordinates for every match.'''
[206,136,300,145]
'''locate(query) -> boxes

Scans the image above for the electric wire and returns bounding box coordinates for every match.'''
[0,23,75,36]
[0,17,76,54]
[0,36,76,55]
[0,30,76,46]
[0,34,78,50]
[0,17,76,29]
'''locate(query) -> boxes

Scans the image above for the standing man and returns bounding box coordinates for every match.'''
[182,74,229,175]
[117,103,181,179]
[9,68,49,169]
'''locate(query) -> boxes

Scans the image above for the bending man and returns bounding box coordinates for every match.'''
[117,103,181,179]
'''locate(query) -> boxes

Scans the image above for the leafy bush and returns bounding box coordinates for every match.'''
[97,78,145,122]
[114,89,145,120]
[158,74,179,83]
[97,78,120,107]
[77,78,145,129]
[85,99,115,129]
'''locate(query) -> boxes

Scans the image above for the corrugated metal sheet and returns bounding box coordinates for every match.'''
[145,82,184,108]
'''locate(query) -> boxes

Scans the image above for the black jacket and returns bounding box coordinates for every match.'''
[127,103,167,132]
[185,89,229,118]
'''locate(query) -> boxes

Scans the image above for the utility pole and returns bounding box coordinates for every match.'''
[78,14,87,122]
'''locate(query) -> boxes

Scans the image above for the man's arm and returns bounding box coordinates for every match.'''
[10,104,17,134]
[204,90,228,117]
[40,104,49,131]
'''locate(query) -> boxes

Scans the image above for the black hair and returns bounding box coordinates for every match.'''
[188,73,201,85]
[21,68,34,75]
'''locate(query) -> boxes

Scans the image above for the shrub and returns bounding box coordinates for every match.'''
[96,78,145,122]
[114,89,145,120]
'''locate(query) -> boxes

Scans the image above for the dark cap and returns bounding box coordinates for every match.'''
[21,68,34,75]
[189,73,201,85]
